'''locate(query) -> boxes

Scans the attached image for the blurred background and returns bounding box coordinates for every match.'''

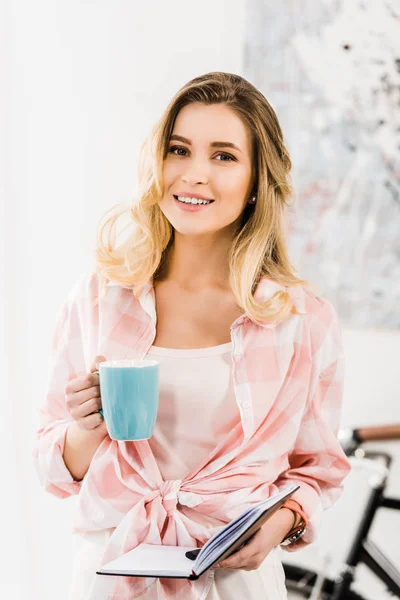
[1,1,399,599]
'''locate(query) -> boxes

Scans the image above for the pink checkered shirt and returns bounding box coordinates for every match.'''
[33,271,351,599]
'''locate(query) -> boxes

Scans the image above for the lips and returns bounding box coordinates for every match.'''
[173,194,215,203]
[173,196,214,212]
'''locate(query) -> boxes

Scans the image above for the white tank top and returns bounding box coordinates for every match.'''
[146,342,240,481]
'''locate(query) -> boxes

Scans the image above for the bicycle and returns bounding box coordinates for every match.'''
[283,424,400,600]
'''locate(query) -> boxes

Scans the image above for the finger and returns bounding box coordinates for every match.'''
[90,355,108,372]
[217,557,259,570]
[71,396,102,420]
[217,529,264,569]
[95,420,108,435]
[67,373,98,394]
[75,385,101,406]
[78,411,104,431]
[66,385,100,411]
[217,548,256,569]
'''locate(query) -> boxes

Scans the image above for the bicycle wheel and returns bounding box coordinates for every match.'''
[283,563,365,600]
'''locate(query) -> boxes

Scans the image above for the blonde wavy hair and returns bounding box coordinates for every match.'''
[94,71,309,323]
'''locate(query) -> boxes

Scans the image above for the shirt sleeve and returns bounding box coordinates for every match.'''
[275,299,351,551]
[32,283,86,499]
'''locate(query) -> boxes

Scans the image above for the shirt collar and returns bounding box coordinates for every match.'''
[106,276,304,328]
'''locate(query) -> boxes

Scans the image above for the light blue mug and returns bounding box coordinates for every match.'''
[94,358,159,441]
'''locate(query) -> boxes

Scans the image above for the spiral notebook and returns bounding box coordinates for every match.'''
[96,484,299,580]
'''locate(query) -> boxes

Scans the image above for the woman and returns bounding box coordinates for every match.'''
[33,72,351,600]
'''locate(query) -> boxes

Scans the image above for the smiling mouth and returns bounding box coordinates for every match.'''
[173,195,215,205]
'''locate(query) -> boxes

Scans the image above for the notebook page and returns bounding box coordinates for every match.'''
[196,501,267,559]
[97,544,196,578]
[199,513,263,562]
[196,498,275,562]
[195,504,269,570]
[194,485,299,573]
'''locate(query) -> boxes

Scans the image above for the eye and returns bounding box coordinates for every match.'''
[215,152,236,162]
[168,145,189,157]
[167,146,236,162]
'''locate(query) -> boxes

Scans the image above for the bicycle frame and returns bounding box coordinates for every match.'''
[331,451,400,600]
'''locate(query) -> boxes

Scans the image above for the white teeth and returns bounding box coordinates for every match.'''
[176,195,212,205]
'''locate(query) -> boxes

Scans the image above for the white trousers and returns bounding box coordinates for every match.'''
[67,529,288,600]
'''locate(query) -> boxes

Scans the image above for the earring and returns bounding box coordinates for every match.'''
[248,196,256,204]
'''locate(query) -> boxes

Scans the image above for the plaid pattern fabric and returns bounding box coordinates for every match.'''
[32,271,351,600]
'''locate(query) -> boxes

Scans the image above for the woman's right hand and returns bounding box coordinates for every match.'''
[65,355,108,434]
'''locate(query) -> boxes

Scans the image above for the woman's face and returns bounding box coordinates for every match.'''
[158,102,254,238]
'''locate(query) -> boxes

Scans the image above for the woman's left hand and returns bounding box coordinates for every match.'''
[215,507,294,571]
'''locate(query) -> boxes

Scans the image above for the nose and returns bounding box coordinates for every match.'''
[181,157,209,186]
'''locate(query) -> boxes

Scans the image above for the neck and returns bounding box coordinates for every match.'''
[157,230,233,292]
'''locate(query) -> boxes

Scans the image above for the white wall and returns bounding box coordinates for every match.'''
[3,2,399,600]
[4,2,247,599]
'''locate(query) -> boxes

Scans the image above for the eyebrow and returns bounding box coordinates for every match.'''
[169,134,242,154]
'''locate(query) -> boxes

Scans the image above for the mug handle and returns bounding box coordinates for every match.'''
[93,370,103,416]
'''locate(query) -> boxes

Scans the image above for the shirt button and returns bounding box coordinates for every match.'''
[240,400,251,409]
